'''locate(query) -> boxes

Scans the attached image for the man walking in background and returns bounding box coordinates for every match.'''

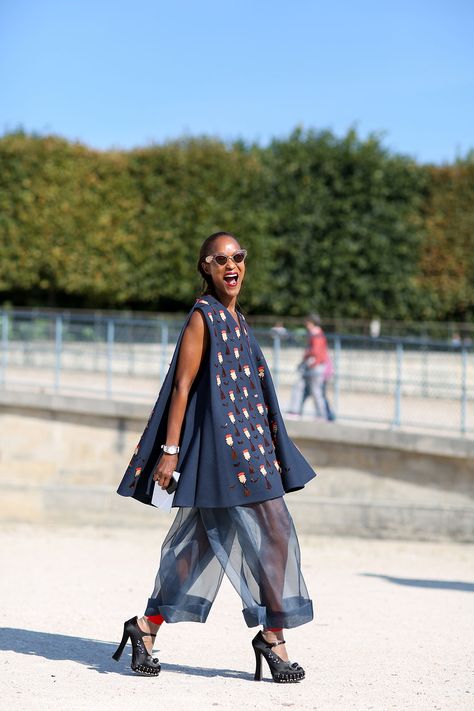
[288,314,330,419]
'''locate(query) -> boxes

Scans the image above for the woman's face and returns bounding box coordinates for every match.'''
[202,235,246,300]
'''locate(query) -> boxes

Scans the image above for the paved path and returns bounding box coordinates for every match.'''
[0,523,472,711]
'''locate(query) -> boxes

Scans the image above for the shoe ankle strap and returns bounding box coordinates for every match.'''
[261,632,286,648]
[134,619,157,639]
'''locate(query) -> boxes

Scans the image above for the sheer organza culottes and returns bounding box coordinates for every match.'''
[144,497,313,629]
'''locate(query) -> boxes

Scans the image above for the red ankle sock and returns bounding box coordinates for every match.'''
[147,614,165,625]
[266,627,282,632]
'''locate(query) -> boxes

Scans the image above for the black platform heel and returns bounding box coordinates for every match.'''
[252,630,305,683]
[112,616,161,676]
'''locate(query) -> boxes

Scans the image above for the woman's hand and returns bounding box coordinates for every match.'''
[153,454,178,490]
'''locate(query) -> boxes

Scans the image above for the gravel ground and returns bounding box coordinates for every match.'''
[0,522,473,711]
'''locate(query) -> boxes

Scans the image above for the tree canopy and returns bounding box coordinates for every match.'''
[0,129,472,320]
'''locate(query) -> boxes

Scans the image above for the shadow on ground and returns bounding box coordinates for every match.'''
[0,628,255,680]
[361,573,474,592]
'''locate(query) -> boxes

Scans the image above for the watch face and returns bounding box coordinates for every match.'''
[163,445,178,454]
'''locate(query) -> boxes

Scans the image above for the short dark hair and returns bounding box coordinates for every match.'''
[307,313,321,326]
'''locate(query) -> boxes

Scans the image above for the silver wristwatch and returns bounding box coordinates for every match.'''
[161,444,180,455]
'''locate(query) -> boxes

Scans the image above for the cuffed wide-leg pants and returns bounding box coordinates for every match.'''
[144,496,313,629]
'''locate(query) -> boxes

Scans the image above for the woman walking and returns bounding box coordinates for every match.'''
[113,232,316,682]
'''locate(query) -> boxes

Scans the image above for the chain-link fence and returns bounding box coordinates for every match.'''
[1,309,472,437]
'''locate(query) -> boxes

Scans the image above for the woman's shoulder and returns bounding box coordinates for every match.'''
[193,295,217,311]
[178,302,210,350]
[191,296,218,322]
[186,297,218,335]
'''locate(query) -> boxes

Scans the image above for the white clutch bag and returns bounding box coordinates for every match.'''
[151,471,181,512]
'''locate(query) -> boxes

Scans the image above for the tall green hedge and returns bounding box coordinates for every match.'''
[261,129,427,318]
[418,161,474,321]
[0,129,472,320]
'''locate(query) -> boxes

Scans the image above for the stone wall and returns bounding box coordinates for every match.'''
[1,390,473,540]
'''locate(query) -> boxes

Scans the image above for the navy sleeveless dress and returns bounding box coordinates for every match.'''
[117,294,316,507]
[117,294,315,629]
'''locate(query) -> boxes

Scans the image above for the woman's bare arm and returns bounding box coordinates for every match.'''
[153,309,209,488]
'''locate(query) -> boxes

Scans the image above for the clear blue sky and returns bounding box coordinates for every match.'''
[1,0,473,163]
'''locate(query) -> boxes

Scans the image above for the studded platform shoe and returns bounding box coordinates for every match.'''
[112,616,161,676]
[251,630,305,683]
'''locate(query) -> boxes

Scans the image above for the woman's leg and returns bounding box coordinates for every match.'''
[200,498,313,659]
[322,380,335,420]
[137,507,226,651]
[247,498,306,661]
[309,364,326,417]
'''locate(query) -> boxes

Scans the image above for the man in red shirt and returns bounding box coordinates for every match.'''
[289,314,328,418]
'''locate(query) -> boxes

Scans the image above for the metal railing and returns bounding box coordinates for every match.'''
[1,309,472,437]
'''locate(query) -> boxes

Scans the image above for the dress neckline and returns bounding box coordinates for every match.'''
[225,305,242,331]
[210,295,242,332]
